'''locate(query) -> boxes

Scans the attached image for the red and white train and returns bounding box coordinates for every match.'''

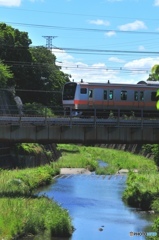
[62,80,159,117]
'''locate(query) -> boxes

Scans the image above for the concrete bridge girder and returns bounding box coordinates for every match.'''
[0,124,158,144]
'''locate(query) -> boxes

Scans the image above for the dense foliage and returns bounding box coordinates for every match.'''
[147,64,159,81]
[0,22,70,106]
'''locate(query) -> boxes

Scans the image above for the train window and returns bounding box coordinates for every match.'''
[151,92,157,101]
[80,88,87,94]
[140,91,144,101]
[121,91,127,100]
[103,90,107,100]
[134,91,138,101]
[89,89,93,98]
[109,90,113,100]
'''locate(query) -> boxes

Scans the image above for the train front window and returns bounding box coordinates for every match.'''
[63,83,77,100]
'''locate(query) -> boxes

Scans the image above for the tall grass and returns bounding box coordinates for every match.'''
[0,197,73,239]
[57,144,157,174]
[0,165,59,197]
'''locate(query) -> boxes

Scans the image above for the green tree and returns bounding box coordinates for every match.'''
[0,22,32,87]
[0,61,13,87]
[147,64,159,81]
[0,23,71,107]
[25,46,70,106]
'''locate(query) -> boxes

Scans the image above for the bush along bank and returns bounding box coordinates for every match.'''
[0,164,73,239]
[123,171,159,238]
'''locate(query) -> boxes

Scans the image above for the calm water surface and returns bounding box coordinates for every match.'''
[38,173,153,240]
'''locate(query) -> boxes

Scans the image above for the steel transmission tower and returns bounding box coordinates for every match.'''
[42,36,57,50]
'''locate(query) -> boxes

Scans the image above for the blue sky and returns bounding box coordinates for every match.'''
[0,0,159,83]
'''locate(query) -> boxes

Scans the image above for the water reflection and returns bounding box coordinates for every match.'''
[38,174,153,240]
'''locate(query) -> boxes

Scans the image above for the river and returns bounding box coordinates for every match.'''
[37,172,154,240]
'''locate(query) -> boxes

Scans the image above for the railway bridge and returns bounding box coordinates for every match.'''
[0,115,159,144]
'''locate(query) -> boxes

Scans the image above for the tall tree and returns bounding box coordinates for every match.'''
[0,23,71,106]
[26,46,70,105]
[147,64,159,81]
[0,23,32,87]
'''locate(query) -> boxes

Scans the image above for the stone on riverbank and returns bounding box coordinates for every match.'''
[60,168,91,175]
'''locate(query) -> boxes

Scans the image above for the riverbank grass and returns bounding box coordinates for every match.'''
[57,144,157,174]
[0,165,73,239]
[0,165,59,197]
[0,197,72,239]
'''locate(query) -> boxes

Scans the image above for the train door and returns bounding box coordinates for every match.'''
[134,91,144,108]
[88,89,93,107]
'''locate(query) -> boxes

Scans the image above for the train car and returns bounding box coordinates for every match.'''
[62,80,159,118]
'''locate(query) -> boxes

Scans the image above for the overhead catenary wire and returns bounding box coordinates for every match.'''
[5,21,159,35]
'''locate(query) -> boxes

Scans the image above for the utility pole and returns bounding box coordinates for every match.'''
[42,36,57,50]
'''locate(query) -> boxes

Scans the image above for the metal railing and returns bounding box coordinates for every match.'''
[0,105,159,128]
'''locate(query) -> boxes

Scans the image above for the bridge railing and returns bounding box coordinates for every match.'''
[0,105,159,128]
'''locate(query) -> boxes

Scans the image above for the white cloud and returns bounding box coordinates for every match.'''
[52,49,74,61]
[0,0,21,6]
[154,0,159,6]
[118,20,147,31]
[52,49,159,84]
[108,57,125,63]
[124,57,159,72]
[105,31,116,37]
[88,19,110,27]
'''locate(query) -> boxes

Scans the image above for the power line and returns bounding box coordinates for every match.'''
[2,43,159,56]
[3,60,150,73]
[53,47,159,55]
[6,21,159,35]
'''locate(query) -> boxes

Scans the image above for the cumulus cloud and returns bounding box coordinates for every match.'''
[88,19,110,27]
[154,0,159,6]
[52,49,74,61]
[124,57,159,72]
[52,48,159,84]
[118,20,147,31]
[108,57,125,63]
[0,0,21,6]
[105,31,116,37]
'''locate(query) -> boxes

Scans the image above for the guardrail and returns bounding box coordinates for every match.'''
[0,115,159,128]
[1,104,159,128]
